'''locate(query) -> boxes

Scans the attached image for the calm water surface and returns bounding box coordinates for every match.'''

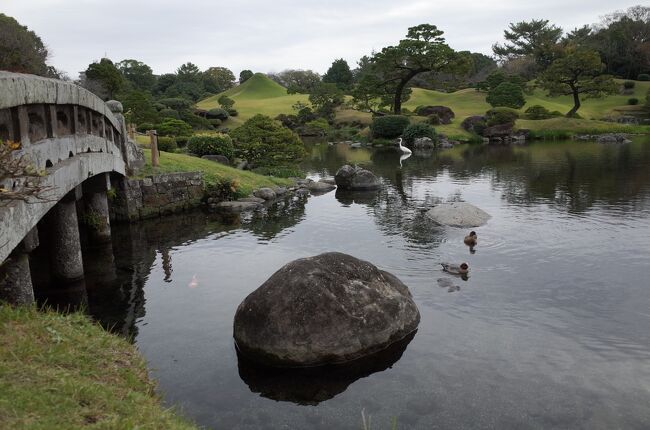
[83,139,650,429]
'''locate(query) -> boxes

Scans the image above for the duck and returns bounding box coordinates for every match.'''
[464,231,477,246]
[441,262,469,275]
[397,137,412,154]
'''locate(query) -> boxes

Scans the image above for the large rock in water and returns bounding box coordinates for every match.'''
[233,252,420,367]
[335,165,380,190]
[426,202,491,227]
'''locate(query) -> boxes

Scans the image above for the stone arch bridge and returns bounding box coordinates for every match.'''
[0,72,144,305]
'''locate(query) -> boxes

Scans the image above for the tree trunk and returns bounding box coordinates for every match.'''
[393,71,420,115]
[567,86,580,117]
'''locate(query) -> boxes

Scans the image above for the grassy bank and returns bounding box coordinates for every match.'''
[0,305,197,429]
[197,75,649,140]
[138,148,292,196]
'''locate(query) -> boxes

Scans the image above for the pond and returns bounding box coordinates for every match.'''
[70,139,650,428]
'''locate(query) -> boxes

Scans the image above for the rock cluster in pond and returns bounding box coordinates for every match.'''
[233,252,420,367]
[426,202,491,227]
[335,165,380,190]
[413,137,436,149]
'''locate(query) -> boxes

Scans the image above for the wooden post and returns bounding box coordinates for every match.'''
[127,124,135,141]
[149,130,159,167]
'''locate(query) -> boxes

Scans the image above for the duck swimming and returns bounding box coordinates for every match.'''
[464,231,477,246]
[441,262,469,275]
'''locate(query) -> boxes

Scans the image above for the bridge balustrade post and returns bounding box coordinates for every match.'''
[82,173,112,244]
[46,191,85,283]
[16,106,31,148]
[0,227,39,305]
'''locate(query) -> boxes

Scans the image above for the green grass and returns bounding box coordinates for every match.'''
[139,149,291,196]
[197,76,649,139]
[517,117,650,137]
[197,74,310,127]
[0,304,197,430]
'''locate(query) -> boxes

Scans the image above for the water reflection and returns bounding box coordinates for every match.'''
[237,332,416,405]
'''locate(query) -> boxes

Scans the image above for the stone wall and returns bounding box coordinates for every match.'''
[111,172,204,221]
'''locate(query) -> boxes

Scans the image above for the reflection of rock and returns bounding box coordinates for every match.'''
[413,149,434,158]
[426,202,491,227]
[413,137,435,149]
[335,164,380,190]
[237,331,416,405]
[214,200,262,213]
[234,252,420,367]
[307,181,336,194]
[335,189,379,205]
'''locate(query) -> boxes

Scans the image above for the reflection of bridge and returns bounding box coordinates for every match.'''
[0,72,144,305]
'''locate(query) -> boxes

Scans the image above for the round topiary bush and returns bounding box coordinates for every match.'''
[628,98,639,105]
[209,118,222,127]
[207,108,229,121]
[136,122,154,133]
[637,74,650,81]
[228,108,239,117]
[402,123,437,145]
[370,115,410,139]
[187,133,234,158]
[159,108,181,119]
[524,105,552,120]
[486,108,519,126]
[156,136,177,153]
[157,118,193,137]
[486,82,526,109]
[427,113,441,125]
[623,81,636,89]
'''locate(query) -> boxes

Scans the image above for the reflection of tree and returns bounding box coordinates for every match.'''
[239,196,307,240]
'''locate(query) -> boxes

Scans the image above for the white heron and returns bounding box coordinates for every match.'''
[397,137,412,154]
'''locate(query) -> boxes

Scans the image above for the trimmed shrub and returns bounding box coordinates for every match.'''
[303,118,330,136]
[230,114,305,167]
[275,114,300,130]
[206,108,229,121]
[209,118,222,127]
[486,82,526,109]
[623,80,636,89]
[159,108,180,119]
[136,122,154,133]
[158,98,192,111]
[549,110,564,117]
[296,107,317,124]
[187,133,234,158]
[427,114,441,125]
[524,105,552,120]
[156,118,193,137]
[402,123,437,145]
[156,136,177,153]
[461,116,487,135]
[228,108,239,117]
[414,106,454,124]
[638,74,650,81]
[486,108,519,126]
[628,98,639,105]
[175,135,190,147]
[370,115,410,139]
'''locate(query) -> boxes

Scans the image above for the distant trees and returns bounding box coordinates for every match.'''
[538,47,617,116]
[493,19,563,69]
[203,66,236,93]
[116,59,156,91]
[353,24,471,114]
[239,70,254,83]
[308,83,344,120]
[83,58,125,99]
[268,69,321,93]
[0,13,50,76]
[323,59,354,91]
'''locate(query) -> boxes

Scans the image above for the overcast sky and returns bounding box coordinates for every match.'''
[2,0,642,78]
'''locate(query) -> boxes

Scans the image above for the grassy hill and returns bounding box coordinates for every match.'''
[197,73,310,127]
[198,75,650,139]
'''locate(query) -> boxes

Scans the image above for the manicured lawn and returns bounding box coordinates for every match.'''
[138,149,291,196]
[0,305,197,430]
[196,75,649,140]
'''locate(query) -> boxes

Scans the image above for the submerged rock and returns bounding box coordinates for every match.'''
[413,137,436,149]
[214,200,262,213]
[233,252,420,367]
[597,133,632,144]
[335,165,380,191]
[426,202,491,227]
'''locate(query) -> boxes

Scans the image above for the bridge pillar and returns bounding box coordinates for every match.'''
[47,192,85,282]
[83,173,112,244]
[0,227,39,305]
